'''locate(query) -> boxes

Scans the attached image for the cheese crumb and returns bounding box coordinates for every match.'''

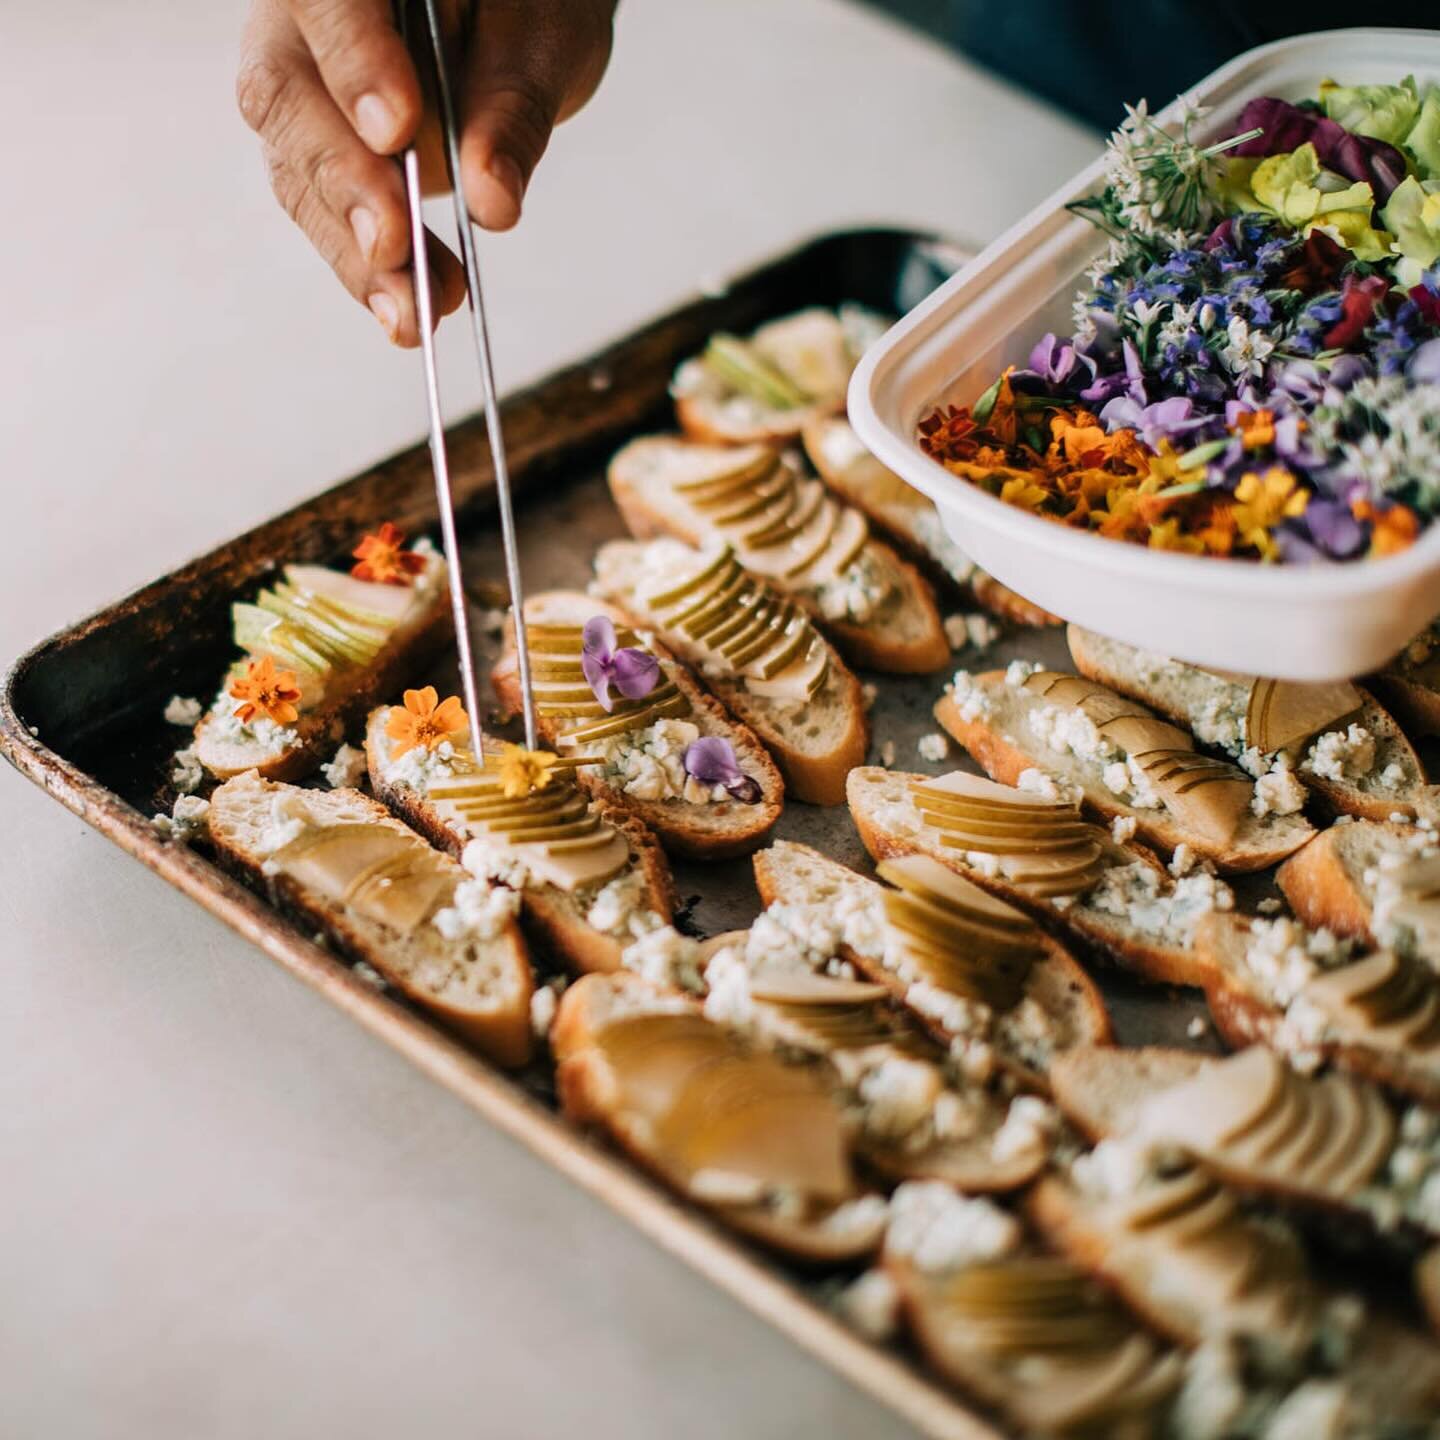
[834,1269,900,1342]
[352,961,387,991]
[320,743,368,789]
[1186,1015,1209,1039]
[529,983,561,1039]
[170,747,204,795]
[877,740,896,769]
[884,1182,1021,1274]
[944,613,1000,653]
[861,682,878,711]
[1111,814,1137,844]
[916,732,949,763]
[163,695,202,727]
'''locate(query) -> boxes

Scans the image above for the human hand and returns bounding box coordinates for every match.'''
[237,0,616,346]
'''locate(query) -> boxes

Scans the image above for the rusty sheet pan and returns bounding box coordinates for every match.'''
[1,227,1217,1440]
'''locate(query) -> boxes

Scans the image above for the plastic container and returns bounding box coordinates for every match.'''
[848,29,1440,680]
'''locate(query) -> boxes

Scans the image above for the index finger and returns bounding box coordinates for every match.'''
[284,0,421,153]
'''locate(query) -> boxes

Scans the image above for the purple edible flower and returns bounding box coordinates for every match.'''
[683,737,761,803]
[1223,96,1407,204]
[1011,332,1082,397]
[580,615,660,713]
[1300,497,1368,560]
[1410,339,1440,386]
[1099,394,1208,448]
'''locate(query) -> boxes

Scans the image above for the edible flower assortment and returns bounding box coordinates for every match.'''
[920,79,1440,564]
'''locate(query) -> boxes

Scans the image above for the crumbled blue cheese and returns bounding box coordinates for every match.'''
[151,793,210,842]
[916,732,949,763]
[170,747,203,794]
[1004,660,1038,687]
[1082,862,1234,944]
[384,736,460,791]
[1364,1104,1440,1232]
[883,1182,1022,1274]
[431,878,520,941]
[585,870,665,940]
[204,692,301,753]
[1379,761,1407,790]
[163,695,202,727]
[909,509,975,584]
[814,552,893,624]
[320,743,368,789]
[620,925,705,992]
[529,981,562,1039]
[593,718,729,804]
[858,1056,944,1142]
[1071,1136,1159,1200]
[834,1268,900,1342]
[877,740,896,768]
[1170,843,1197,877]
[948,671,991,723]
[1307,724,1376,783]
[943,612,999,653]
[1017,766,1082,806]
[688,1167,769,1206]
[701,945,754,1028]
[1111,814,1137,844]
[256,791,312,859]
[1171,1339,1250,1440]
[990,1095,1057,1164]
[1251,759,1307,818]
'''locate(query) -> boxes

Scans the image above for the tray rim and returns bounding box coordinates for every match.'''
[0,225,1000,1440]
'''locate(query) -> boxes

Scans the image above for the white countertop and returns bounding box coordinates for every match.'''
[0,3,1098,1435]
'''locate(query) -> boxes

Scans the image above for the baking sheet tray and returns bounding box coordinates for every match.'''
[1,227,1214,1440]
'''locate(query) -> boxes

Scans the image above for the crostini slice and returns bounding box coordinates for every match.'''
[802,415,1061,628]
[1195,910,1440,1107]
[607,435,949,674]
[1067,625,1430,823]
[552,971,887,1264]
[364,706,678,979]
[491,591,784,859]
[750,839,1110,1089]
[670,306,882,446]
[192,530,451,783]
[936,663,1315,873]
[591,537,868,805]
[207,771,533,1067]
[846,765,1240,990]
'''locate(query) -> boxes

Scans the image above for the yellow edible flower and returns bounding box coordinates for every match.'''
[497,743,559,799]
[1147,518,1206,554]
[999,475,1050,511]
[1232,468,1309,561]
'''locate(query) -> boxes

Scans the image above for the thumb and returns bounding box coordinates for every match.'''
[459,0,614,231]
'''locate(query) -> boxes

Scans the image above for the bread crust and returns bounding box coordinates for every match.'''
[1274,827,1384,941]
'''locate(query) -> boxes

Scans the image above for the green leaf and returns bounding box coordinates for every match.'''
[971,374,1004,426]
[1381,175,1440,286]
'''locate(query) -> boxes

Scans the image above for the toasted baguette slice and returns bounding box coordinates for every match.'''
[802,416,1061,628]
[1025,1170,1440,1422]
[207,771,533,1067]
[552,972,885,1265]
[193,556,452,783]
[936,668,1314,873]
[1068,625,1430,822]
[1275,819,1438,944]
[1195,911,1440,1107]
[607,435,949,674]
[881,1196,1182,1437]
[671,308,857,445]
[364,707,677,978]
[1372,627,1440,739]
[591,539,867,805]
[846,766,1234,989]
[492,592,783,859]
[1048,1045,1425,1250]
[750,839,1110,1088]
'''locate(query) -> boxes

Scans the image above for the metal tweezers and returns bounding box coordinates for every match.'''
[397,0,537,756]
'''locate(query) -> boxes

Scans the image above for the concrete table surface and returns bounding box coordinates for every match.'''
[0,3,1097,1436]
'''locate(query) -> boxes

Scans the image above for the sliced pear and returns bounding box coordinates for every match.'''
[878,855,1035,929]
[746,972,889,1005]
[779,495,844,578]
[700,470,794,524]
[285,563,419,623]
[671,447,780,498]
[914,772,1078,816]
[703,334,812,410]
[1247,677,1363,754]
[644,545,737,610]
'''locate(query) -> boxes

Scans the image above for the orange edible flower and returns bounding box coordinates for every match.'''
[1353,499,1420,557]
[1231,408,1277,450]
[230,655,302,726]
[386,686,469,761]
[497,743,559,800]
[352,521,426,586]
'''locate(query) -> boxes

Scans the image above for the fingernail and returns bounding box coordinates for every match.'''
[349,206,379,261]
[368,291,400,339]
[486,154,526,217]
[355,92,396,150]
